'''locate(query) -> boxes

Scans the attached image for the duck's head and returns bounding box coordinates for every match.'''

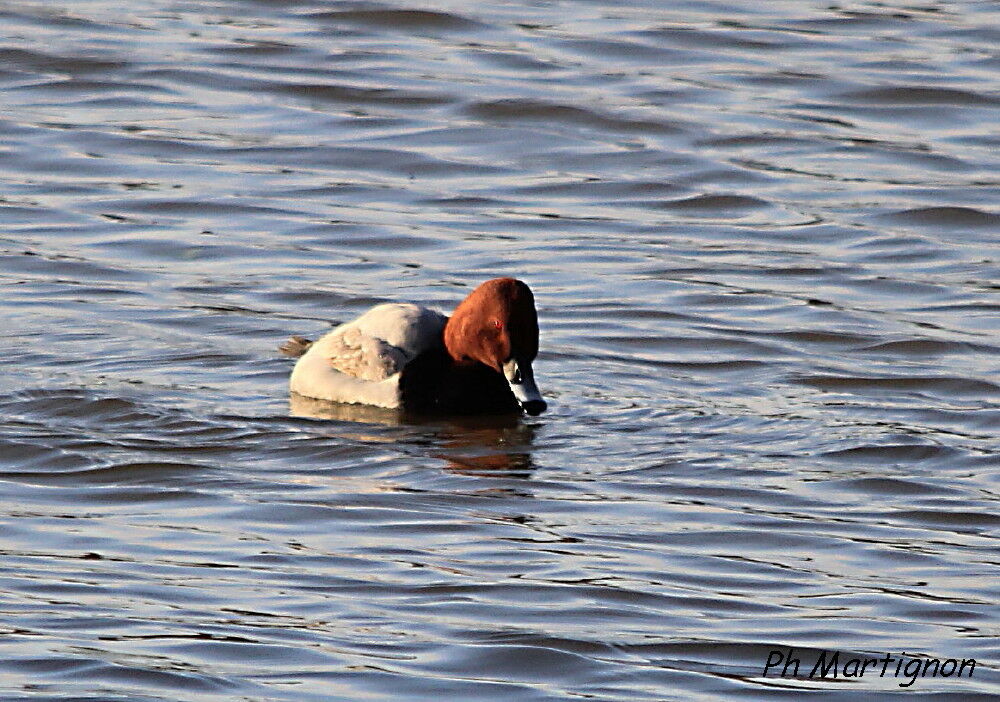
[444,278,547,416]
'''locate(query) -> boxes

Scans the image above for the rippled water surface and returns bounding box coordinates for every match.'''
[2,1,999,699]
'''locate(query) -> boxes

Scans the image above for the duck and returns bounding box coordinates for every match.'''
[283,278,547,416]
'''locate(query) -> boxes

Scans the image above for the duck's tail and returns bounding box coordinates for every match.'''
[279,335,313,358]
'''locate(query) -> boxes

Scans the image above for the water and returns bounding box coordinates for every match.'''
[1,1,998,699]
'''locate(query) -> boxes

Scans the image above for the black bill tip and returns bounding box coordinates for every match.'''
[521,399,547,416]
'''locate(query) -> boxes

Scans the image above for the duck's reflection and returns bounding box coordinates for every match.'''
[290,392,405,426]
[289,392,537,479]
[426,413,536,479]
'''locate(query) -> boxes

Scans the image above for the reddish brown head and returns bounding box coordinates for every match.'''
[443,278,546,415]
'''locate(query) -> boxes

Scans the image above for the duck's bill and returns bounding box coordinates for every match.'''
[502,359,547,416]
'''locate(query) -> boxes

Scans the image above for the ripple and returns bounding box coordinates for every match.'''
[0,461,207,487]
[465,99,683,134]
[879,206,1000,228]
[657,194,769,210]
[305,8,484,32]
[269,81,455,106]
[829,476,952,496]
[860,339,992,357]
[0,48,130,75]
[819,443,963,464]
[841,86,1000,106]
[798,374,999,400]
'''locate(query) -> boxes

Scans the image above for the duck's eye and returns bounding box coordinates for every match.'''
[493,319,503,330]
[511,367,522,384]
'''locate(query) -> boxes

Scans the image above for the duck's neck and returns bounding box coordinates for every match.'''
[399,345,519,415]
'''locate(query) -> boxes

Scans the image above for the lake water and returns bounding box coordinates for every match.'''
[1,1,998,700]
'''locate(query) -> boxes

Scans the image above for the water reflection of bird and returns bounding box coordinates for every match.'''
[432,415,537,480]
[289,393,537,480]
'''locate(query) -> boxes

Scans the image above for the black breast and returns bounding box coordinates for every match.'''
[399,348,521,415]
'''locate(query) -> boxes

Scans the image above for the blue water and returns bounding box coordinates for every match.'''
[0,1,998,699]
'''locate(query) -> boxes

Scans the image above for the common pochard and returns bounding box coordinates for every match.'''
[284,278,546,415]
